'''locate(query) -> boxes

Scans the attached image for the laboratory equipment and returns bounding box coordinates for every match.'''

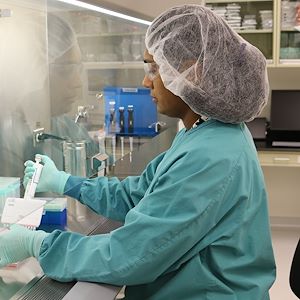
[63,141,88,177]
[246,118,267,140]
[35,128,100,179]
[268,90,300,147]
[112,135,116,166]
[63,141,91,220]
[102,135,117,171]
[24,156,43,199]
[74,105,94,129]
[119,106,125,133]
[39,198,67,228]
[120,136,125,160]
[129,136,133,162]
[97,130,106,154]
[96,131,108,176]
[1,198,46,230]
[109,101,116,133]
[270,90,300,131]
[127,105,134,134]
[104,86,157,136]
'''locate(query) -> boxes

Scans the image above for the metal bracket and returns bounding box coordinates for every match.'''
[33,128,45,147]
[75,105,94,123]
[91,153,109,170]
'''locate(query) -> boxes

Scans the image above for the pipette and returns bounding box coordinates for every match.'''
[119,106,125,133]
[129,136,133,162]
[126,105,134,162]
[112,135,116,166]
[120,136,124,160]
[109,101,116,133]
[24,155,43,199]
[127,105,134,134]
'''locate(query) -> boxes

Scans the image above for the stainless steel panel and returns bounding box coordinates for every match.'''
[62,282,120,300]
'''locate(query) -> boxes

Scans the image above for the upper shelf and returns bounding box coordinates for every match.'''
[237,29,273,33]
[281,28,300,33]
[278,59,300,66]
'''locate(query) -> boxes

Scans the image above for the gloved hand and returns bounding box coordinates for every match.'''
[24,154,70,195]
[0,224,48,268]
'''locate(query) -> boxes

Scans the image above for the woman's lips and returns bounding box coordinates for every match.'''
[151,95,158,103]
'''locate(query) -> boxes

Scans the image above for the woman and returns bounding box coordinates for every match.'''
[0,5,275,299]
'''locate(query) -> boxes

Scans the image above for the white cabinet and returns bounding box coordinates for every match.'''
[258,151,300,227]
[258,150,300,166]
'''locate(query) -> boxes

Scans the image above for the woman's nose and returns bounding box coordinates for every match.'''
[142,76,153,89]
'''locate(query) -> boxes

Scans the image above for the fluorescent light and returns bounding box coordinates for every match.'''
[56,0,152,25]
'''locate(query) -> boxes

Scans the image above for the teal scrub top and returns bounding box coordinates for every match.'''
[39,119,276,300]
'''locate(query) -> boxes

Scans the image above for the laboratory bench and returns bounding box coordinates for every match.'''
[0,127,177,300]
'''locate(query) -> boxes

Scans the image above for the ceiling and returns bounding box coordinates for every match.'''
[85,0,204,20]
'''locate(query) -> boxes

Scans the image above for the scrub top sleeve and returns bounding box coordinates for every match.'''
[65,152,167,222]
[64,176,86,197]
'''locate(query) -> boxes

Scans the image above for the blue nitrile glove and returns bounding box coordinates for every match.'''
[0,224,48,268]
[24,154,70,195]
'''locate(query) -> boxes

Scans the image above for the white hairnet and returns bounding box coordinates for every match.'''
[47,13,77,63]
[145,5,269,123]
